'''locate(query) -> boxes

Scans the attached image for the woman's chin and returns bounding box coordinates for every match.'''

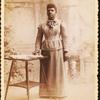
[48,17,55,20]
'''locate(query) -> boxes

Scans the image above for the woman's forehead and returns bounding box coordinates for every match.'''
[47,8,55,10]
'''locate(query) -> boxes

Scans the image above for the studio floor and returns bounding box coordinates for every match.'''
[3,79,96,100]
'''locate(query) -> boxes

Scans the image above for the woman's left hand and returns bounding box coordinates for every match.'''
[64,52,70,61]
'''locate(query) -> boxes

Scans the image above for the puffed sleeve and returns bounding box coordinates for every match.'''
[60,21,68,52]
[35,24,43,51]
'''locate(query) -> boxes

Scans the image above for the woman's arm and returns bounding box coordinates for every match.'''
[60,21,69,61]
[60,21,68,52]
[35,24,43,52]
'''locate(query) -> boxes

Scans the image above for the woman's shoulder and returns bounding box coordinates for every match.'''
[60,20,66,27]
[38,22,47,29]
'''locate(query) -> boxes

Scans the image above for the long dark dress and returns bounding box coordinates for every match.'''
[35,18,68,97]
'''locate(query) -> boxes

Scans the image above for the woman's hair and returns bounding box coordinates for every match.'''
[47,3,57,12]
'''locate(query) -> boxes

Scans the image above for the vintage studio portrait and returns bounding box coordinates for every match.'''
[2,0,98,100]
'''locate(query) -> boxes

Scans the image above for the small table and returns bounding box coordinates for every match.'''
[4,54,47,100]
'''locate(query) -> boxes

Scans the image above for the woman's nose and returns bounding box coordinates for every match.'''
[49,10,52,13]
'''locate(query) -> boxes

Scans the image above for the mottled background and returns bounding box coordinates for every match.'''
[4,0,97,100]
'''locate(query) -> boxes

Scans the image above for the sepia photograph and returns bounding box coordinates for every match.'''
[1,0,98,100]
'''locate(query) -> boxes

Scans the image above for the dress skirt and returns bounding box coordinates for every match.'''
[39,49,67,97]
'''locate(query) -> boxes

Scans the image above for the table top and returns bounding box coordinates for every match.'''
[4,54,47,61]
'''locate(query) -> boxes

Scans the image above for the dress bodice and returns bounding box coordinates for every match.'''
[40,21,62,50]
[41,21,61,41]
[35,19,68,51]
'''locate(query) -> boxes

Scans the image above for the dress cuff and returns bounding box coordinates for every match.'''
[63,48,68,53]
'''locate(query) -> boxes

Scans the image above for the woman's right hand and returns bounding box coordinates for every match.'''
[32,49,41,55]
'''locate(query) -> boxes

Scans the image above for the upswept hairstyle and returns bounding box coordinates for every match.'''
[47,3,57,12]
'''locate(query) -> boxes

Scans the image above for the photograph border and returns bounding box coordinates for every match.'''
[0,0,99,100]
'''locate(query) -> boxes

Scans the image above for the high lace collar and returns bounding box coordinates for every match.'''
[47,18,59,28]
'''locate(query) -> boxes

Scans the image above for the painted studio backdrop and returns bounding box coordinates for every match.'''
[4,0,97,100]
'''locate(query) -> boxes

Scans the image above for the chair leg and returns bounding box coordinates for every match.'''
[25,61,29,100]
[5,60,14,100]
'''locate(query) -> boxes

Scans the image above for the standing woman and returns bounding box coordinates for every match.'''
[35,3,68,98]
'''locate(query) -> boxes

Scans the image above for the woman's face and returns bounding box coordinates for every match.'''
[47,8,56,20]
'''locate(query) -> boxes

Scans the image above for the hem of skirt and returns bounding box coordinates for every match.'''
[41,48,63,51]
[39,95,67,98]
